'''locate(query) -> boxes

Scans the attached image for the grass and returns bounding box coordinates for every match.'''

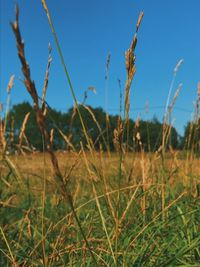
[0,2,200,266]
[1,152,200,266]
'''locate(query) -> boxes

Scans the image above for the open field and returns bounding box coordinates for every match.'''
[5,151,200,190]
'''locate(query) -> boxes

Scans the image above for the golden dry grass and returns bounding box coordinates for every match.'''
[7,151,200,191]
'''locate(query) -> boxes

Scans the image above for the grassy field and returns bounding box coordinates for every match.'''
[1,151,200,266]
[1,2,200,266]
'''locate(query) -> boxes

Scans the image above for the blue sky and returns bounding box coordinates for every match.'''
[1,0,200,135]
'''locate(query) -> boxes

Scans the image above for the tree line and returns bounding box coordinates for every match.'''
[5,101,198,153]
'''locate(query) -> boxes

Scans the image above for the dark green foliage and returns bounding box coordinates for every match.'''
[182,119,200,153]
[6,102,180,152]
[6,102,41,149]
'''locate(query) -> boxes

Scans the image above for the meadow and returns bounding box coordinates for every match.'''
[0,2,200,266]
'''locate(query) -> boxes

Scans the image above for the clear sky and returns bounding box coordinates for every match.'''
[1,0,200,135]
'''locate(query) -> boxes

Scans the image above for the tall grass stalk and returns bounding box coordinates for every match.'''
[41,0,94,155]
[105,53,111,156]
[41,137,47,267]
[4,75,15,136]
[161,79,182,220]
[124,11,144,151]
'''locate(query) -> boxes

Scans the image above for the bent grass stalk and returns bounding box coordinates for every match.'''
[82,104,108,150]
[18,112,30,151]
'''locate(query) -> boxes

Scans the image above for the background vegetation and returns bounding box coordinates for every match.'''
[6,101,181,152]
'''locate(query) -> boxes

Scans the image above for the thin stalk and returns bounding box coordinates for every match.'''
[41,0,93,154]
[41,137,46,267]
[0,226,17,266]
[3,93,11,135]
[126,119,130,152]
[106,113,111,155]
[115,137,123,265]
[93,184,117,266]
[105,53,111,155]
[66,194,98,266]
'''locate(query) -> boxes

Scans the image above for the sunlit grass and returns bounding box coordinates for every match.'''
[0,2,200,266]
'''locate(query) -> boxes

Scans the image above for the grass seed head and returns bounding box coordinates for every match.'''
[174,58,184,74]
[7,75,15,94]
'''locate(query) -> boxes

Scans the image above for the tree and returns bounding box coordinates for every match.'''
[6,102,180,152]
[182,119,200,153]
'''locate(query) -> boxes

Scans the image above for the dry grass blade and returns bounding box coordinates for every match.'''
[0,195,16,208]
[18,112,30,149]
[165,58,184,116]
[174,58,184,74]
[113,117,123,152]
[64,151,81,184]
[82,104,108,149]
[6,75,15,94]
[136,11,144,33]
[105,53,111,80]
[0,119,6,153]
[41,43,52,109]
[4,75,15,136]
[50,128,54,146]
[162,83,182,158]
[56,128,75,151]
[165,83,182,125]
